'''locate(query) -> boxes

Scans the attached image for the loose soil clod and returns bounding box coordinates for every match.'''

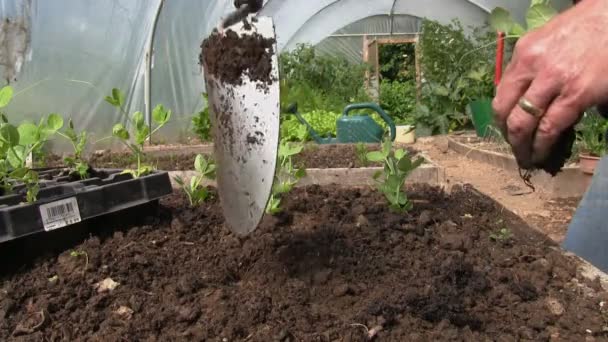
[200,29,276,87]
[1,184,607,340]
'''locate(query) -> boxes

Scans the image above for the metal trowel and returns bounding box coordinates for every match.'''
[201,14,280,235]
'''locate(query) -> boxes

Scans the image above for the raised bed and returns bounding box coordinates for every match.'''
[0,169,172,243]
[1,183,608,340]
[448,135,586,198]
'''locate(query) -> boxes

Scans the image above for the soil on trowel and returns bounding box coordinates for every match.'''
[2,184,608,341]
[200,28,276,87]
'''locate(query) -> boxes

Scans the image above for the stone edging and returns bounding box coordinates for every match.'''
[447,137,587,198]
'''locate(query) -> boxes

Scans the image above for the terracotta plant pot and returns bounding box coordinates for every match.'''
[579,153,601,175]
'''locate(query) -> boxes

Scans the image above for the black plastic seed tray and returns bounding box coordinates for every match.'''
[0,169,173,243]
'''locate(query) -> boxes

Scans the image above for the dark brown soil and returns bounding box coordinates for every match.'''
[55,144,419,171]
[2,184,607,341]
[200,28,275,87]
[297,144,418,169]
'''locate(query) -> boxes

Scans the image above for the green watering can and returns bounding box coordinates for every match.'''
[286,102,396,144]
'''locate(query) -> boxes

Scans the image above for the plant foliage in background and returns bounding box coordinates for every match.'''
[367,137,424,212]
[379,80,417,125]
[379,43,416,83]
[576,111,608,157]
[279,44,370,114]
[280,109,390,143]
[416,19,496,134]
[490,1,557,38]
[192,93,212,142]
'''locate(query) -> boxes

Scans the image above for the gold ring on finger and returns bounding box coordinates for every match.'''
[518,97,544,118]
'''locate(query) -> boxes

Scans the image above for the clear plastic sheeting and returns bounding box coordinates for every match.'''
[316,15,421,63]
[0,0,161,150]
[0,0,576,147]
[0,0,30,83]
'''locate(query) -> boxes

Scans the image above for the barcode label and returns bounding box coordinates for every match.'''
[39,197,82,231]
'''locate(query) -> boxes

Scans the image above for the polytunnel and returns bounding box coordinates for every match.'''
[0,0,573,149]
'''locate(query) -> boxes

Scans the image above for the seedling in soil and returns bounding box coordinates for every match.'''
[57,119,89,179]
[367,137,423,212]
[0,91,63,202]
[174,154,216,207]
[105,88,171,178]
[490,228,513,243]
[266,141,306,214]
[355,142,370,167]
[69,250,89,275]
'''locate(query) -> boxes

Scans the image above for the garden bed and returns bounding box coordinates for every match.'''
[1,184,608,340]
[50,144,418,170]
[448,134,587,198]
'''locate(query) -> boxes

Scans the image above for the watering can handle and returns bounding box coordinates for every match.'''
[343,102,397,141]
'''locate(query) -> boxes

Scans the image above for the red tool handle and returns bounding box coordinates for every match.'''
[494,31,505,87]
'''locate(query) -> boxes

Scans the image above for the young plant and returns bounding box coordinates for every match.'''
[367,138,424,212]
[57,119,89,179]
[70,249,89,275]
[174,154,216,207]
[490,1,557,39]
[355,142,370,167]
[192,93,212,142]
[266,141,306,214]
[490,228,513,243]
[0,89,63,202]
[105,88,171,178]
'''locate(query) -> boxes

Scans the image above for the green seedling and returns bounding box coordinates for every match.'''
[70,250,89,275]
[355,142,370,167]
[57,119,89,179]
[490,1,557,38]
[174,154,216,207]
[266,141,306,214]
[0,87,63,202]
[490,228,512,242]
[105,88,171,178]
[367,137,423,212]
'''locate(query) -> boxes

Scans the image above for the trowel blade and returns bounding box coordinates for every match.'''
[563,156,608,273]
[203,17,279,235]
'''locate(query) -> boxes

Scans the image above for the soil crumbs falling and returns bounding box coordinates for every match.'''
[2,184,608,341]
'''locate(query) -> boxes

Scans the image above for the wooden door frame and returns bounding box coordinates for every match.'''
[363,35,421,100]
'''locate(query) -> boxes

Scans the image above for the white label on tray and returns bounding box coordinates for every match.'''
[39,197,82,231]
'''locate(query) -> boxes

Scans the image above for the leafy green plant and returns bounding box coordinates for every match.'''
[367,138,424,212]
[379,80,417,125]
[280,109,389,142]
[355,143,370,167]
[105,88,171,178]
[266,141,306,214]
[279,44,370,113]
[576,111,608,157]
[379,43,417,83]
[57,119,89,179]
[192,93,212,142]
[490,1,557,38]
[174,154,216,207]
[0,103,63,202]
[418,19,495,134]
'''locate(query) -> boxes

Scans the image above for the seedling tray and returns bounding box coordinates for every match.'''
[0,168,172,243]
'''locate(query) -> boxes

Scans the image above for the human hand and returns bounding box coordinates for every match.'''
[493,0,608,169]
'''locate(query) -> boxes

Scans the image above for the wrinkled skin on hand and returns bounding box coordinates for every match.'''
[493,0,608,172]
